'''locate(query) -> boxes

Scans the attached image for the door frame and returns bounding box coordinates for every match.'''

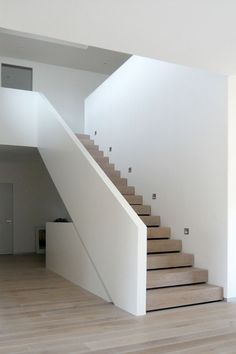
[0,183,14,254]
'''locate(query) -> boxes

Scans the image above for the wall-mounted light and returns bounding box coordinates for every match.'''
[184,228,189,235]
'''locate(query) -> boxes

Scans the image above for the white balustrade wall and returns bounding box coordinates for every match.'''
[0,87,147,315]
[0,87,38,147]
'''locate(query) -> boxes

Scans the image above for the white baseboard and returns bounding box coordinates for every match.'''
[224,297,236,303]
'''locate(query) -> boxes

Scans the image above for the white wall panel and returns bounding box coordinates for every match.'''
[85,56,228,293]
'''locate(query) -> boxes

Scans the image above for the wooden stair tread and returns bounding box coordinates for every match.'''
[147,267,208,289]
[118,185,135,195]
[79,138,95,146]
[111,177,128,186]
[89,150,104,158]
[124,195,143,205]
[147,227,171,239]
[140,216,160,226]
[104,170,121,178]
[94,156,109,163]
[147,253,194,269]
[146,284,223,311]
[147,239,182,253]
[99,162,115,169]
[85,144,100,151]
[76,134,90,139]
[132,205,151,215]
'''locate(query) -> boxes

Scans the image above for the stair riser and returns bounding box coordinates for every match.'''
[95,157,109,164]
[147,254,194,270]
[147,269,208,289]
[147,227,171,239]
[124,195,143,205]
[77,134,90,139]
[104,170,121,178]
[99,163,115,172]
[147,240,182,253]
[132,205,151,215]
[112,178,128,187]
[146,286,223,311]
[86,145,100,152]
[140,216,160,227]
[89,151,104,158]
[80,139,95,146]
[117,186,135,195]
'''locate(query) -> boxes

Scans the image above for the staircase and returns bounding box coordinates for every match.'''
[77,134,223,312]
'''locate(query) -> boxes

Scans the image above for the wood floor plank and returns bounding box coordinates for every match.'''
[0,254,232,354]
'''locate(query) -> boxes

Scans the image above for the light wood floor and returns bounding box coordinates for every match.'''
[0,255,235,354]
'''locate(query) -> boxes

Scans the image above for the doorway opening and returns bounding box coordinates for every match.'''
[0,183,13,254]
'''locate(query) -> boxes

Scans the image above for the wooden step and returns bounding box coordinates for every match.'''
[76,134,90,139]
[99,162,115,171]
[104,170,121,178]
[94,156,109,164]
[147,227,171,239]
[80,139,95,147]
[146,284,223,311]
[147,267,208,289]
[140,216,160,226]
[85,144,99,152]
[132,205,151,215]
[147,239,182,253]
[124,195,143,205]
[111,177,128,186]
[88,150,104,158]
[117,185,135,195]
[147,253,194,270]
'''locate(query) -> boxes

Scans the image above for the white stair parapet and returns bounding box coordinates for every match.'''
[46,222,110,300]
[37,94,147,316]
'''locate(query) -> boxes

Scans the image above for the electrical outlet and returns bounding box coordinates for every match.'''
[184,228,189,235]
[128,167,132,173]
[109,146,112,152]
[152,193,157,200]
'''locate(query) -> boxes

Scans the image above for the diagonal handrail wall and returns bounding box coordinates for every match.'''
[37,94,147,315]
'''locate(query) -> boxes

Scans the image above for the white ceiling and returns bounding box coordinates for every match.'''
[0,31,130,75]
[1,1,236,75]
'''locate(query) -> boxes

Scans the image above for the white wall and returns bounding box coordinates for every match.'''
[227,76,236,299]
[85,56,228,292]
[0,149,70,253]
[46,222,109,301]
[0,87,37,146]
[0,56,107,132]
